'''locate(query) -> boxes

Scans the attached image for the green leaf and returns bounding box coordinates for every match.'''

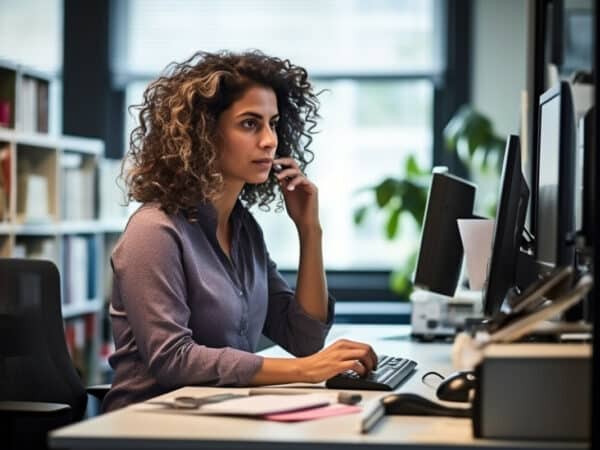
[385,207,401,240]
[375,178,400,208]
[405,155,421,178]
[463,114,493,157]
[401,180,427,226]
[443,106,503,169]
[471,146,487,171]
[353,205,369,225]
[487,204,497,219]
[389,270,412,299]
[443,105,471,151]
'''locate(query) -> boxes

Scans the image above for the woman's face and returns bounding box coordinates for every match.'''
[216,84,279,189]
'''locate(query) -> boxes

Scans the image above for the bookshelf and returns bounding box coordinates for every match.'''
[0,62,129,385]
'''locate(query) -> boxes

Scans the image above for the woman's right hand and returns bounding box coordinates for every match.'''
[297,339,378,383]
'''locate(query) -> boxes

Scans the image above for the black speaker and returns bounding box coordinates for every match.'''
[413,170,476,296]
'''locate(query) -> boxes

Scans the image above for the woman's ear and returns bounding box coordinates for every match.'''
[211,127,224,151]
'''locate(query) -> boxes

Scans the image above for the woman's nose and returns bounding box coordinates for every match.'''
[260,125,277,149]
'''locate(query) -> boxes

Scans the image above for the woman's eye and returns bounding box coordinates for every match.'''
[270,122,278,130]
[241,119,257,129]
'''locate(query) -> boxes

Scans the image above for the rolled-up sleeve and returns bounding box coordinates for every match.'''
[111,213,263,388]
[262,257,335,356]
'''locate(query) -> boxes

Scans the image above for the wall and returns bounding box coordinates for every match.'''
[471,0,527,138]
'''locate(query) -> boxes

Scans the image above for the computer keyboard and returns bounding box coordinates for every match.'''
[325,354,417,391]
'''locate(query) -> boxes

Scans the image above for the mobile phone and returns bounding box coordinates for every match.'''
[272,152,285,173]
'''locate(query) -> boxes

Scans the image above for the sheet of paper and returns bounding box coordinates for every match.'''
[199,394,331,416]
[457,219,495,290]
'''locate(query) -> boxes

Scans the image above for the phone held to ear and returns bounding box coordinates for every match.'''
[272,152,283,174]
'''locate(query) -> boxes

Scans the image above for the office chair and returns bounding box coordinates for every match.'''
[0,258,109,450]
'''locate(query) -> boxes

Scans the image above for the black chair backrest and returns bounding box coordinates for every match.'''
[0,258,87,421]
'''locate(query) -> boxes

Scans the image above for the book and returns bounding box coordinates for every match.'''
[36,81,49,133]
[64,235,89,305]
[0,146,10,220]
[61,153,95,220]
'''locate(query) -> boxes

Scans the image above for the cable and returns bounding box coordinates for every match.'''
[421,370,445,388]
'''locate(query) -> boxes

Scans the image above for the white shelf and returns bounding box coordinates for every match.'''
[0,129,104,155]
[11,221,59,235]
[61,135,104,156]
[4,219,127,235]
[0,222,12,234]
[59,220,105,234]
[0,128,60,148]
[62,297,103,319]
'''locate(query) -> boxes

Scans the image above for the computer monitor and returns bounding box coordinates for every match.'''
[482,135,530,318]
[534,81,576,271]
[578,106,595,249]
[413,170,476,297]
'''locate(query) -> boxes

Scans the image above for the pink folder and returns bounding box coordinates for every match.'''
[263,404,361,422]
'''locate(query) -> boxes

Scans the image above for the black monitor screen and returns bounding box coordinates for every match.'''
[534,81,576,270]
[482,135,529,317]
[536,94,560,266]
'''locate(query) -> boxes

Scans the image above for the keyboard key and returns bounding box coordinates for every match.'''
[325,355,417,391]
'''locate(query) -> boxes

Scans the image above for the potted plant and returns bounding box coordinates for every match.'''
[353,105,505,298]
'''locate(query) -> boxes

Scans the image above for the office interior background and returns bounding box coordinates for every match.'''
[0,0,597,425]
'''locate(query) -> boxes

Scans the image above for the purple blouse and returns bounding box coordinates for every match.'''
[102,201,334,412]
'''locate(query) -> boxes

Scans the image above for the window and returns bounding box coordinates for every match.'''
[117,0,442,272]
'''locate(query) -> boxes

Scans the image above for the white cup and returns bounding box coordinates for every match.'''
[457,219,495,291]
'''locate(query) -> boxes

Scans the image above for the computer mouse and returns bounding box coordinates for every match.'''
[436,370,477,403]
[382,393,471,417]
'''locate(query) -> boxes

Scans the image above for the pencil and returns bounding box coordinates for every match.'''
[359,398,385,433]
[247,388,362,405]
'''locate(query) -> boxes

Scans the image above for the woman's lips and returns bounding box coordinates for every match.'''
[252,159,272,169]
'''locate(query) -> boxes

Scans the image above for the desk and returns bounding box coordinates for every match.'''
[49,325,586,450]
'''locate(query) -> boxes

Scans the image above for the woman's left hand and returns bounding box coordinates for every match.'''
[274,157,320,231]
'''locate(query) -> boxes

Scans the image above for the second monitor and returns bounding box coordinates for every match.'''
[482,134,530,318]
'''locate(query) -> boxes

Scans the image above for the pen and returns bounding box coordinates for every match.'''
[359,398,385,434]
[247,388,362,405]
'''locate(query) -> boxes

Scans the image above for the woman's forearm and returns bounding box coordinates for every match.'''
[295,225,329,322]
[249,339,379,386]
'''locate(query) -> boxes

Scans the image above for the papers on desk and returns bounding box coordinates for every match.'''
[199,393,329,416]
[141,393,361,422]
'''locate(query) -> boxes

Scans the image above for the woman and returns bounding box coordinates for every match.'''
[103,50,377,412]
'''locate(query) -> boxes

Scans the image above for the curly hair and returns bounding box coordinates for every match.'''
[123,50,321,219]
